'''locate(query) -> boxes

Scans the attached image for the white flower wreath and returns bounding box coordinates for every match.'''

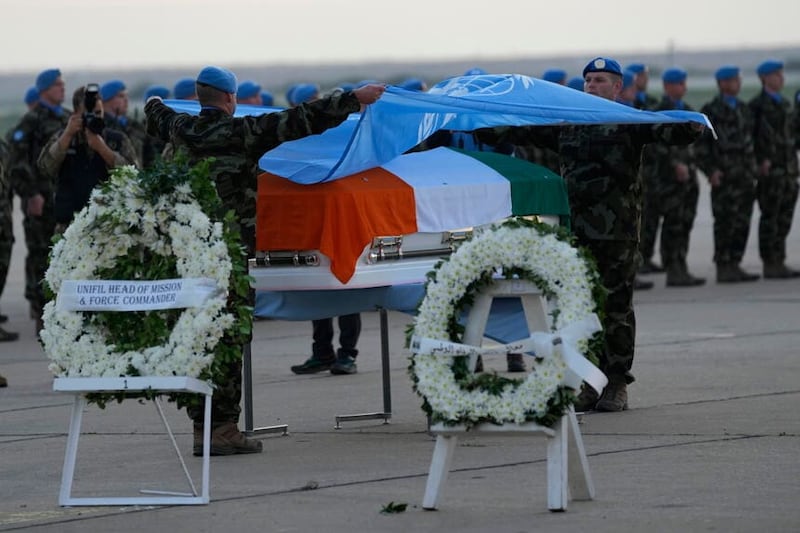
[41,165,235,379]
[409,220,603,426]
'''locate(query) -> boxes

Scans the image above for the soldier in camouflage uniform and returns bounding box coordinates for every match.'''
[748,60,800,278]
[100,80,147,167]
[478,57,702,411]
[695,66,760,283]
[628,63,663,276]
[7,69,70,334]
[0,139,19,344]
[145,65,386,455]
[640,68,705,287]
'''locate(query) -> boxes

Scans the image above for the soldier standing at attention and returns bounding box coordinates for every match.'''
[477,57,704,411]
[145,66,385,456]
[695,66,760,283]
[0,139,19,344]
[627,63,659,110]
[7,68,70,334]
[749,60,800,279]
[641,68,705,287]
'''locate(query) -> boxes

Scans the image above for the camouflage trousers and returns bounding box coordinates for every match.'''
[655,177,700,268]
[756,174,799,264]
[0,206,12,299]
[579,237,638,383]
[21,200,55,316]
[710,170,756,265]
[639,173,660,262]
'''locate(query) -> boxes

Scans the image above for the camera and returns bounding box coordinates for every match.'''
[82,83,105,134]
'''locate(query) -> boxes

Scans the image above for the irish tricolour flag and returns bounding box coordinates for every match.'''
[256,147,569,283]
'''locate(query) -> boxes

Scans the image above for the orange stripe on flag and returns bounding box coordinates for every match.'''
[257,169,418,284]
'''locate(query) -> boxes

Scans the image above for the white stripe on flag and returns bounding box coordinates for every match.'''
[381,147,512,232]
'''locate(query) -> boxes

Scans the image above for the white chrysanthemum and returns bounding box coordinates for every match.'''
[42,166,234,380]
[411,223,599,426]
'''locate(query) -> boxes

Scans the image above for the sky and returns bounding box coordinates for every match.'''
[0,0,798,73]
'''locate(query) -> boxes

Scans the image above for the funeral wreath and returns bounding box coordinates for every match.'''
[408,218,605,428]
[41,157,251,407]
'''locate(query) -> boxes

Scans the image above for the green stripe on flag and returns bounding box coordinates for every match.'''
[453,148,570,226]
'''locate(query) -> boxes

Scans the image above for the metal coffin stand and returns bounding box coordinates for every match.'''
[53,376,213,506]
[421,280,596,512]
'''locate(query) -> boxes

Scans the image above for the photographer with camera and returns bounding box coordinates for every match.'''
[38,84,139,232]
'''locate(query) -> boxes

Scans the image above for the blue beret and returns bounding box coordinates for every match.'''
[290,83,319,105]
[24,86,39,105]
[196,66,237,94]
[714,65,740,81]
[35,68,61,92]
[542,68,567,83]
[338,82,356,92]
[567,76,584,91]
[400,78,426,91]
[662,67,687,83]
[463,67,487,76]
[173,78,196,99]
[143,85,170,101]
[100,79,126,101]
[236,80,261,100]
[622,70,635,89]
[756,59,783,76]
[583,57,622,77]
[626,63,647,74]
[260,91,274,106]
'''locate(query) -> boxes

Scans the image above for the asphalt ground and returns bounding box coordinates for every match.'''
[1,182,799,533]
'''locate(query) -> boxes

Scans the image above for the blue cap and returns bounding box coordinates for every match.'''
[662,67,687,83]
[542,68,567,83]
[173,78,196,99]
[289,83,319,105]
[463,67,487,76]
[196,65,237,94]
[756,59,783,76]
[582,57,622,77]
[567,76,584,91]
[714,65,740,81]
[24,86,39,105]
[622,70,635,89]
[626,63,647,74]
[35,68,61,92]
[143,85,170,101]
[400,78,426,91]
[236,80,261,100]
[100,79,126,101]
[260,91,274,106]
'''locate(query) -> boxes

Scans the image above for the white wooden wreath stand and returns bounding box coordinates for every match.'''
[421,279,599,512]
[53,376,213,506]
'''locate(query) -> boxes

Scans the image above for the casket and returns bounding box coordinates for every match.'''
[251,147,569,291]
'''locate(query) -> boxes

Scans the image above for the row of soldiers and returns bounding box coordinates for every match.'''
[526,60,800,287]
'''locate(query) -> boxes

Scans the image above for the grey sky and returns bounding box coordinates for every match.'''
[0,0,797,72]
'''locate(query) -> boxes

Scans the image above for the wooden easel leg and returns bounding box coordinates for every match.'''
[422,435,458,510]
[546,416,568,511]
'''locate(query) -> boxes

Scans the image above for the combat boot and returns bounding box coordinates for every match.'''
[595,376,628,412]
[666,263,705,287]
[573,384,599,412]
[193,422,263,456]
[764,262,800,279]
[733,264,759,282]
[716,263,740,283]
[0,374,7,387]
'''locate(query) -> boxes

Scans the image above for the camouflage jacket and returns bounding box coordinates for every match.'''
[478,121,700,241]
[145,92,361,254]
[7,104,70,198]
[640,97,699,185]
[0,139,11,227]
[694,95,757,179]
[748,90,799,178]
[634,92,659,110]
